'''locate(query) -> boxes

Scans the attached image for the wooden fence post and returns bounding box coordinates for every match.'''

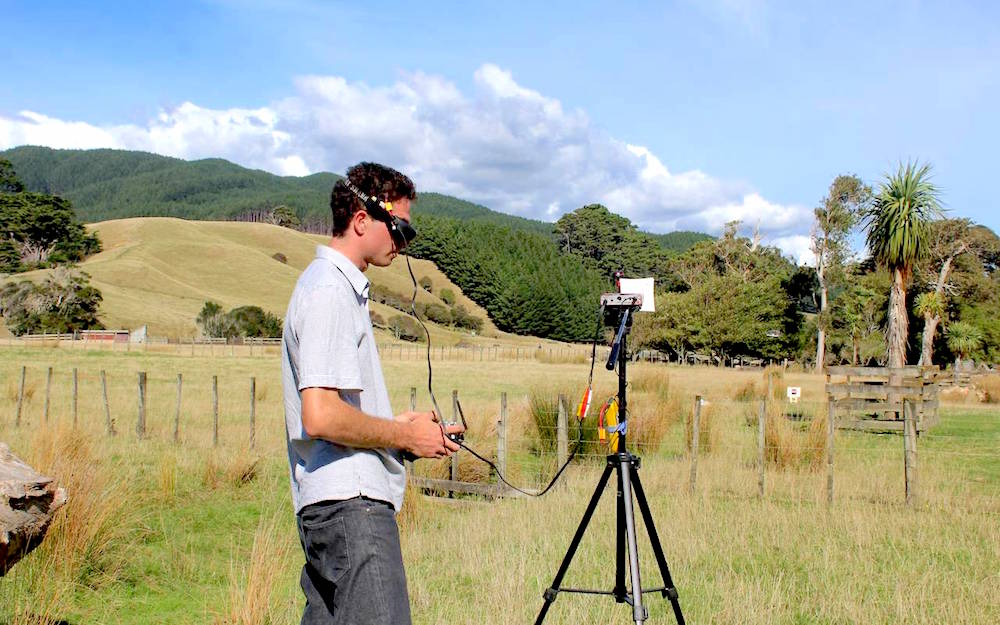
[174,374,182,443]
[827,397,835,506]
[101,370,113,435]
[405,387,416,472]
[557,394,568,467]
[689,395,701,494]
[249,376,256,449]
[497,392,508,481]
[450,390,459,492]
[903,399,918,505]
[15,366,26,427]
[758,398,766,498]
[137,372,147,438]
[72,367,78,427]
[44,366,52,422]
[212,375,219,447]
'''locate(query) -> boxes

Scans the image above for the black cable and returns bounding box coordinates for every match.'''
[403,254,604,497]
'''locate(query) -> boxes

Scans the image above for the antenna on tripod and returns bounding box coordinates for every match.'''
[534,272,685,625]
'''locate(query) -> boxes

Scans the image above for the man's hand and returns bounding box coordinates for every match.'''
[396,411,463,459]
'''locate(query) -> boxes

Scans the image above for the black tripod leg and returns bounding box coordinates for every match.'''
[614,460,627,603]
[534,463,615,625]
[631,472,685,625]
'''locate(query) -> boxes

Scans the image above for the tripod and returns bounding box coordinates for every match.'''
[534,306,685,625]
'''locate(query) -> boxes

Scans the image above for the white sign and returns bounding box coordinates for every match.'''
[618,277,656,312]
[786,386,801,404]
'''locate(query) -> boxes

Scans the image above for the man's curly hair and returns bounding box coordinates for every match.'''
[330,162,416,237]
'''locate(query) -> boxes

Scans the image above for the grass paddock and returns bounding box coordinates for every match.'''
[1,346,997,624]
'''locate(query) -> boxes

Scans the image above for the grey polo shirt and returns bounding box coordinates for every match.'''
[281,245,406,513]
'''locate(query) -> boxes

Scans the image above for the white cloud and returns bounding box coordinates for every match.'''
[0,64,813,261]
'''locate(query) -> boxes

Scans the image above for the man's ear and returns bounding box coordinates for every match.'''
[350,210,368,237]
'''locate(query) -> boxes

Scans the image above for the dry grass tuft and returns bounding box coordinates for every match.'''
[631,368,671,400]
[732,380,760,402]
[202,453,261,489]
[6,378,37,403]
[158,451,178,500]
[630,392,683,453]
[215,508,293,625]
[763,405,826,471]
[16,425,139,594]
[975,373,1000,403]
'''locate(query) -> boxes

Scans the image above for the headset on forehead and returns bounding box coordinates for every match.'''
[343,178,418,249]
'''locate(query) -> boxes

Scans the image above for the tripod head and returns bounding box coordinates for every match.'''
[602,292,642,370]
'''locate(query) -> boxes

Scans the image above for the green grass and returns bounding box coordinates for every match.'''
[1,348,998,624]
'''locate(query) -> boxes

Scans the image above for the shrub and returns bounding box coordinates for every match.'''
[369,310,386,328]
[451,304,483,332]
[197,302,282,338]
[418,276,433,292]
[389,315,424,342]
[422,302,452,325]
[271,252,287,263]
[440,288,456,306]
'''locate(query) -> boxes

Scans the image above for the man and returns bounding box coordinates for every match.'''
[282,161,462,624]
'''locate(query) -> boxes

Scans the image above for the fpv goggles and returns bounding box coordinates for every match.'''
[343,178,417,250]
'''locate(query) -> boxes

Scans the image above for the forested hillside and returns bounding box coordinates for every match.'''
[1,146,703,251]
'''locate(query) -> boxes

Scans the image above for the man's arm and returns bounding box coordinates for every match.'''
[301,387,461,458]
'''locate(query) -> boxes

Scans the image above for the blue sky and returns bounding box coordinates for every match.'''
[2,0,998,262]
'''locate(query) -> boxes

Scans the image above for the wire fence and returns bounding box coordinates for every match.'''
[2,361,996,510]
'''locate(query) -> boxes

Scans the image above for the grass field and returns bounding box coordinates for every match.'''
[1,346,998,624]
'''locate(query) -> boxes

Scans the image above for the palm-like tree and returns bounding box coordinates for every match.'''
[863,162,943,368]
[946,321,983,370]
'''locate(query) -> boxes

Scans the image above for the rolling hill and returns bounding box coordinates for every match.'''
[5,217,503,341]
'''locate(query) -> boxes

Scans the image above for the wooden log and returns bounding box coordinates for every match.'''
[0,443,68,576]
[409,475,524,499]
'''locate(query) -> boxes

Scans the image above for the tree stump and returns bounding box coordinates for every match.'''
[0,442,68,576]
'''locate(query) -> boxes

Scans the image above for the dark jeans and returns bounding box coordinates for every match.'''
[297,497,411,625]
